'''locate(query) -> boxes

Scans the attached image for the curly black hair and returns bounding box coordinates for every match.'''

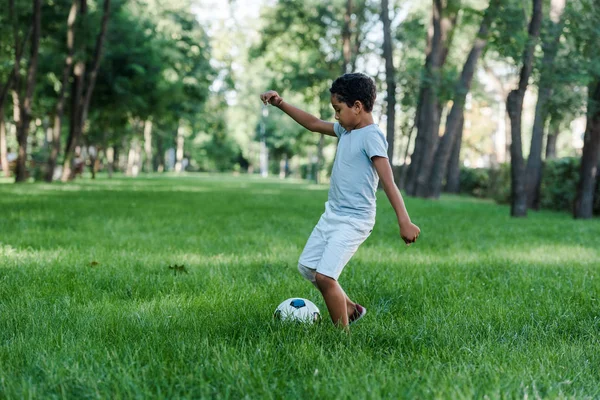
[329,73,376,112]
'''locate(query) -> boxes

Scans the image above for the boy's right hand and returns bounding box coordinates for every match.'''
[400,222,420,246]
[260,90,283,107]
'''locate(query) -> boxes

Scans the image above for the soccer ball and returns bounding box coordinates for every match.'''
[274,298,321,323]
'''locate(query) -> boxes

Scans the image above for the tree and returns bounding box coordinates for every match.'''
[524,0,566,209]
[574,80,600,219]
[444,114,463,193]
[0,0,31,178]
[14,0,41,182]
[44,0,78,182]
[381,0,397,164]
[426,0,500,199]
[506,0,543,217]
[406,0,460,196]
[61,0,111,181]
[573,0,600,219]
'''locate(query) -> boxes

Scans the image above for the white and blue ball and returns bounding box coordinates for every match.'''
[274,298,321,323]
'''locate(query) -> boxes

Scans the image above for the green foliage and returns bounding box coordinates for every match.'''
[459,159,600,215]
[489,162,511,204]
[539,157,579,212]
[486,0,528,63]
[458,166,490,198]
[1,176,600,397]
[191,96,242,172]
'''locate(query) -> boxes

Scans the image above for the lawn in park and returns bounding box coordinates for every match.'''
[1,174,599,398]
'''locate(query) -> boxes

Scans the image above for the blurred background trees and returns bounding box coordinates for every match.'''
[1,0,599,218]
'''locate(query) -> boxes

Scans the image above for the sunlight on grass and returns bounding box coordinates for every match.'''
[493,244,599,265]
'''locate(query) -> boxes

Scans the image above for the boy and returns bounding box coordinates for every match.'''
[260,73,420,327]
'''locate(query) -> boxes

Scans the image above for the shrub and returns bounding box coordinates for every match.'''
[489,163,511,204]
[458,158,599,215]
[539,157,580,212]
[459,167,490,198]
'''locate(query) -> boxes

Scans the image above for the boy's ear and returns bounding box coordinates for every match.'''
[353,100,363,113]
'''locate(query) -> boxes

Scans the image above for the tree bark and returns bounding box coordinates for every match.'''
[315,134,324,184]
[524,0,566,209]
[0,119,8,177]
[445,115,463,193]
[381,0,397,166]
[506,0,543,217]
[0,25,28,178]
[574,80,600,219]
[106,146,114,178]
[61,0,88,181]
[426,1,497,198]
[406,0,458,196]
[143,119,153,173]
[88,145,97,179]
[342,0,352,74]
[174,121,185,173]
[15,0,42,183]
[155,134,164,172]
[62,0,111,181]
[545,117,559,159]
[45,0,78,182]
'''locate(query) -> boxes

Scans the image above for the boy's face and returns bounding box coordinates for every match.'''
[331,94,360,131]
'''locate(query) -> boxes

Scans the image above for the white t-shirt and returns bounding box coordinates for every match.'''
[327,122,388,222]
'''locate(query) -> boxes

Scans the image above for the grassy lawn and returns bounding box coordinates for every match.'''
[1,174,599,398]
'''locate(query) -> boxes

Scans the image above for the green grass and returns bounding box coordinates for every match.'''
[1,174,599,399]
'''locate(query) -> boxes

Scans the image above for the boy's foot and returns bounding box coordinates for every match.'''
[349,304,367,324]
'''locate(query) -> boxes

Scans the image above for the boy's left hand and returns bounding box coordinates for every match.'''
[400,222,420,245]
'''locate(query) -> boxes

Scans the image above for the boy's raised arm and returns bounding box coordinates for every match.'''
[260,90,336,137]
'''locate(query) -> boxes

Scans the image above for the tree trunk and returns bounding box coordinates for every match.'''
[506,0,543,217]
[155,134,164,172]
[381,0,397,166]
[126,139,142,177]
[545,118,559,159]
[398,112,417,189]
[88,145,97,179]
[315,134,324,184]
[406,0,458,196]
[143,119,153,173]
[445,115,463,193]
[342,0,352,74]
[426,1,497,198]
[2,1,31,181]
[524,0,566,208]
[574,80,600,219]
[106,146,114,178]
[0,24,27,179]
[0,118,8,177]
[15,0,42,183]
[62,0,111,181]
[175,122,185,173]
[46,0,78,182]
[279,154,288,179]
[61,59,84,181]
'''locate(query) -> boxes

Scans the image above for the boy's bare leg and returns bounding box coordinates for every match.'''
[315,272,354,326]
[338,286,359,320]
[299,265,357,320]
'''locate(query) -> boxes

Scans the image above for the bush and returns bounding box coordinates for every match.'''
[459,167,490,198]
[458,158,599,215]
[489,163,511,204]
[539,157,580,212]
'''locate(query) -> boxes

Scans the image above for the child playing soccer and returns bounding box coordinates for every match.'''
[260,73,420,327]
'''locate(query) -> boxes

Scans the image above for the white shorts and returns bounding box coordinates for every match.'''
[299,202,373,281]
